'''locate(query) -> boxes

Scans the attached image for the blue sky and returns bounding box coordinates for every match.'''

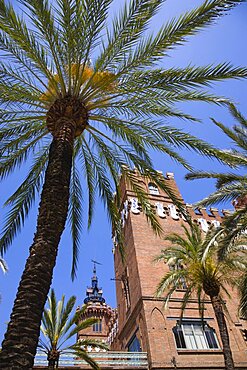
[0,0,247,344]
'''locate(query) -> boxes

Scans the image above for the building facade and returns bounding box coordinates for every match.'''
[110,170,247,369]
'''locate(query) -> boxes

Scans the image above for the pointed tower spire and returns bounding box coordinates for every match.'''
[84,260,105,304]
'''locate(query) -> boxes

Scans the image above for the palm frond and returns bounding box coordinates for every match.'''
[0,145,48,254]
[96,0,164,70]
[118,0,246,70]
[0,257,8,273]
[228,103,247,129]
[19,0,67,95]
[39,290,104,369]
[0,0,53,81]
[124,64,247,91]
[212,118,247,151]
[68,159,83,280]
[70,347,100,370]
[194,183,247,207]
[239,272,247,319]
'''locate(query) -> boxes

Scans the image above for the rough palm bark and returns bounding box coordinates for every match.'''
[0,97,88,369]
[0,135,74,368]
[211,295,235,370]
[203,280,235,370]
[47,349,60,369]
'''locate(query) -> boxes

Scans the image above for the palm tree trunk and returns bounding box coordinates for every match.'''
[0,121,75,369]
[48,359,56,369]
[48,348,60,369]
[211,295,235,370]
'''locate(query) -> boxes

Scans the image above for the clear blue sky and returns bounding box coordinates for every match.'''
[0,0,247,344]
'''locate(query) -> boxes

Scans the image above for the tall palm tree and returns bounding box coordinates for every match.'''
[155,223,247,370]
[38,289,107,369]
[0,0,246,367]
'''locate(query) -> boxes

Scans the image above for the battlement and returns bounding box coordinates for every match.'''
[116,170,232,238]
[118,169,184,204]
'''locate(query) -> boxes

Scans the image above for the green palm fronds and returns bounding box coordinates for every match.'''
[39,289,108,369]
[155,222,247,369]
[155,222,247,316]
[186,104,247,208]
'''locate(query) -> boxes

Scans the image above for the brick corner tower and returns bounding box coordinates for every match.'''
[111,169,247,369]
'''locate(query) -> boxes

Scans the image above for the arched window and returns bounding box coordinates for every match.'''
[148,183,159,195]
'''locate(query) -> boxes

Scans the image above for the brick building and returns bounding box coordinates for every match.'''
[109,170,247,369]
[35,170,247,369]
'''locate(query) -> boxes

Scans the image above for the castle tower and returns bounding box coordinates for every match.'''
[111,170,247,369]
[77,263,116,346]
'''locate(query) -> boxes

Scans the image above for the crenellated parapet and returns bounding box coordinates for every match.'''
[77,301,115,321]
[116,197,226,235]
[113,170,233,249]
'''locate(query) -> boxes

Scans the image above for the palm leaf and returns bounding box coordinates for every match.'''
[68,159,83,280]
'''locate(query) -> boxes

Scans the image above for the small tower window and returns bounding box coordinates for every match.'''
[148,183,159,195]
[93,320,102,332]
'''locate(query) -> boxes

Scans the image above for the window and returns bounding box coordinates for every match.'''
[93,320,102,332]
[241,329,247,342]
[173,321,219,350]
[128,334,141,352]
[148,183,159,195]
[122,268,131,310]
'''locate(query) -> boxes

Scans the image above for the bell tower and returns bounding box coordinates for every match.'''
[77,262,116,346]
[112,170,247,369]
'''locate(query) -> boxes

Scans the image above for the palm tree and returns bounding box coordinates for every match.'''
[155,223,247,370]
[186,104,247,207]
[38,289,107,369]
[0,0,246,367]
